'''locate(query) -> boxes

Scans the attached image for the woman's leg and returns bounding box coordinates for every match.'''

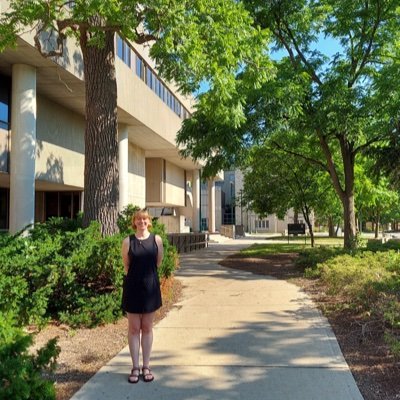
[141,312,155,369]
[127,313,141,368]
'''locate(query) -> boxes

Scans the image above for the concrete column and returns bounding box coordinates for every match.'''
[192,169,200,232]
[9,64,37,234]
[208,179,216,233]
[118,124,129,211]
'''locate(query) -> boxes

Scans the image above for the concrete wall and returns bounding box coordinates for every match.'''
[35,96,84,187]
[165,160,185,206]
[116,59,182,146]
[146,158,185,207]
[128,143,146,208]
[146,158,163,203]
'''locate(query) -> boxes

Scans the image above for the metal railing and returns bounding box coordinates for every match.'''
[166,232,208,253]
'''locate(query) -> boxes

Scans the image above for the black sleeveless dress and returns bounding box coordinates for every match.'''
[122,233,162,314]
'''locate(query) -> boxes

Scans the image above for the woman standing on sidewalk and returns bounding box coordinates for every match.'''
[121,209,164,384]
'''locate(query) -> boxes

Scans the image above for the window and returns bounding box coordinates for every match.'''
[121,38,191,120]
[0,188,9,230]
[116,35,131,67]
[116,35,124,59]
[146,68,153,88]
[45,191,81,220]
[0,74,10,130]
[256,219,269,229]
[136,55,144,79]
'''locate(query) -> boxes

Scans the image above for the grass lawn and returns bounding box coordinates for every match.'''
[242,236,344,257]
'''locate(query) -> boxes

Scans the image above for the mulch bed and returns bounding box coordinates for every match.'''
[219,253,400,400]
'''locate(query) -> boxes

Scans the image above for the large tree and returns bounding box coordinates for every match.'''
[0,0,269,235]
[242,129,343,246]
[178,0,400,249]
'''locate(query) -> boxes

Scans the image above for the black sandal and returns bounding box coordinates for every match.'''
[128,367,140,384]
[142,366,154,382]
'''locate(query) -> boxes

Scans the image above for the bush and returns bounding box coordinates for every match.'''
[366,238,400,252]
[0,207,178,328]
[309,250,400,357]
[0,312,60,400]
[296,246,346,277]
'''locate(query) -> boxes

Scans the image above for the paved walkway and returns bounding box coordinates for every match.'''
[71,237,364,400]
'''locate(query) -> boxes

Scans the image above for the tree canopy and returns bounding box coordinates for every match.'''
[178,0,400,248]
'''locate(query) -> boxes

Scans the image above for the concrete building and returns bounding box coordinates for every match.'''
[223,170,314,235]
[0,4,219,234]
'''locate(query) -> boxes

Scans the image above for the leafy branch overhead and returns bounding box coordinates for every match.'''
[178,0,400,249]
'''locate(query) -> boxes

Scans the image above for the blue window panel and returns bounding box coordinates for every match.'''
[116,35,124,60]
[136,56,143,79]
[163,86,167,102]
[0,103,8,127]
[124,44,131,67]
[146,68,152,87]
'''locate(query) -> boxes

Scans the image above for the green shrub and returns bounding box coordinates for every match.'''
[366,238,400,252]
[0,312,60,400]
[0,207,178,329]
[117,204,140,234]
[59,290,123,328]
[316,252,397,305]
[296,246,345,277]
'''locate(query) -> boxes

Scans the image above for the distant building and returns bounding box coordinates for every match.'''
[222,170,314,234]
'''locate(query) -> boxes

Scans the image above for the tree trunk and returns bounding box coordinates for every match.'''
[342,194,357,248]
[374,213,380,238]
[328,216,335,237]
[318,132,357,249]
[293,209,299,223]
[80,30,119,235]
[304,215,315,247]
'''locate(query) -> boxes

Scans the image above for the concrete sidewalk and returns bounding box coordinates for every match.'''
[70,237,364,400]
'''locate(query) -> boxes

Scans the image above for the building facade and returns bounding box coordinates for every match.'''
[223,170,314,235]
[0,4,219,234]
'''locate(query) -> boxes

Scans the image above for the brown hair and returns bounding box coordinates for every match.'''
[131,208,153,230]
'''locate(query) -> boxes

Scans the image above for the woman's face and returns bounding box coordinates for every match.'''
[134,215,149,230]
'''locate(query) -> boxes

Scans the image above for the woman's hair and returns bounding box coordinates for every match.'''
[131,208,152,230]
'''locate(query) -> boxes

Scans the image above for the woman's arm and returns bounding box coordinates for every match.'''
[121,236,130,275]
[155,234,164,268]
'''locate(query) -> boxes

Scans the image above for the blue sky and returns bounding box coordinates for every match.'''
[196,35,343,95]
[271,34,342,60]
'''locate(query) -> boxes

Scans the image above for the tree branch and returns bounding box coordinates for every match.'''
[271,140,328,171]
[279,18,322,86]
[316,129,346,199]
[348,0,382,87]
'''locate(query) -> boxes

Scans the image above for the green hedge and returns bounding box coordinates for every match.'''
[305,250,400,358]
[0,206,178,329]
[0,312,60,400]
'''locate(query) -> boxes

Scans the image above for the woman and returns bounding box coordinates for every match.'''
[121,209,164,384]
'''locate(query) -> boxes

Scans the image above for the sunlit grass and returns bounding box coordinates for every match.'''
[241,236,344,257]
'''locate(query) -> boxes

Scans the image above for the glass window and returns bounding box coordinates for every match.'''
[136,56,143,79]
[146,68,152,87]
[116,35,124,60]
[0,188,9,230]
[0,74,10,130]
[124,44,131,67]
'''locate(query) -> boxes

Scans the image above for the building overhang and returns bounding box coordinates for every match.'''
[0,37,201,171]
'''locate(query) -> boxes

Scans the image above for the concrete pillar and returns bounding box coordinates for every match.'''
[9,64,37,234]
[208,179,216,233]
[192,169,200,232]
[118,124,129,211]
